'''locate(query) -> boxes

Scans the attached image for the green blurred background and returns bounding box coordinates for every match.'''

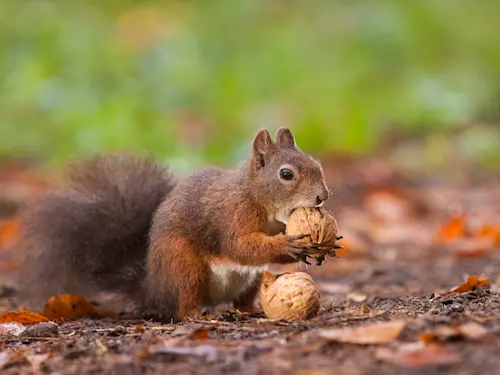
[1,0,500,172]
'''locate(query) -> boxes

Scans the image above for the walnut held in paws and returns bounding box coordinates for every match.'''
[285,207,342,265]
[260,271,320,320]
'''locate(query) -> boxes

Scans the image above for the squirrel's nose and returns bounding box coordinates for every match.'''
[316,194,328,207]
[316,189,329,206]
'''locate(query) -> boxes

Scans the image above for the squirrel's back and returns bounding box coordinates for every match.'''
[16,153,177,311]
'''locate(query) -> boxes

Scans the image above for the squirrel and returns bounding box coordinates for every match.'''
[15,127,330,322]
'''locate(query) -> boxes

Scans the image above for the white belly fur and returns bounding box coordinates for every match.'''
[204,264,268,307]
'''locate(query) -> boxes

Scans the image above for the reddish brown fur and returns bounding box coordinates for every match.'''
[15,128,329,322]
[144,128,329,321]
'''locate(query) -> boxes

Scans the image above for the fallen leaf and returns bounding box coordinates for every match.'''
[418,332,438,345]
[438,274,490,296]
[377,342,460,367]
[0,219,21,250]
[436,213,466,244]
[347,292,368,303]
[317,320,406,345]
[456,322,488,341]
[419,322,488,344]
[476,224,500,246]
[41,294,99,321]
[0,310,49,325]
[189,327,209,341]
[133,325,145,334]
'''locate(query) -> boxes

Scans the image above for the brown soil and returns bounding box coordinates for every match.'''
[1,156,500,375]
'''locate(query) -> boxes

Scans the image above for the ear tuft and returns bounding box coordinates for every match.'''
[276,127,296,149]
[252,129,274,168]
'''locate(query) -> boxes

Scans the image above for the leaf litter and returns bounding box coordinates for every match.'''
[1,157,500,374]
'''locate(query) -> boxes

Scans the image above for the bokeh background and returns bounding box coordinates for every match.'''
[1,0,500,173]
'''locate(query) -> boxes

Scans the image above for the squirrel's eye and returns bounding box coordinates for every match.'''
[279,168,294,181]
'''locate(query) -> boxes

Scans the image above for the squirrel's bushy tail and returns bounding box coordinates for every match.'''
[16,153,177,311]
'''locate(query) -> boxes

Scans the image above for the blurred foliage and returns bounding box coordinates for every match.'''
[1,0,500,171]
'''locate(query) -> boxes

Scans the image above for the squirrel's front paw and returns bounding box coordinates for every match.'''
[283,234,325,262]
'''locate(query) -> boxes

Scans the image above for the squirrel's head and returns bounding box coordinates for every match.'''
[249,127,329,224]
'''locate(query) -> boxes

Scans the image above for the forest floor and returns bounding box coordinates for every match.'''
[0,155,500,375]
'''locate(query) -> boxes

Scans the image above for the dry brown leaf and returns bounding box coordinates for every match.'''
[419,322,488,344]
[41,294,99,322]
[317,320,406,345]
[377,342,460,367]
[0,310,50,325]
[419,326,458,344]
[456,322,488,341]
[418,332,438,345]
[133,325,145,334]
[189,328,209,341]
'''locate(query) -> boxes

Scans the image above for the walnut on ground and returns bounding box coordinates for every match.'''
[260,271,320,321]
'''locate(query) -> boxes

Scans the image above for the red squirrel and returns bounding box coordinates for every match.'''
[16,128,330,322]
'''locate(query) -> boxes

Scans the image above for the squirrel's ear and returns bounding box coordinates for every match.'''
[276,127,296,149]
[252,129,275,168]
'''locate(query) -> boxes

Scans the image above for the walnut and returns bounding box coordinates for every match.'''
[260,271,320,320]
[285,207,341,265]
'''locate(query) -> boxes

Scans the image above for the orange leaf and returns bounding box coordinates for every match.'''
[418,332,439,345]
[476,225,500,246]
[477,274,490,287]
[189,328,209,340]
[41,294,99,322]
[452,275,479,293]
[438,274,490,296]
[436,214,466,244]
[318,320,406,345]
[0,310,50,325]
[0,219,21,250]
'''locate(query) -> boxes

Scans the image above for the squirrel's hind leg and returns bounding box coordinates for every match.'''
[232,273,263,313]
[145,235,208,322]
